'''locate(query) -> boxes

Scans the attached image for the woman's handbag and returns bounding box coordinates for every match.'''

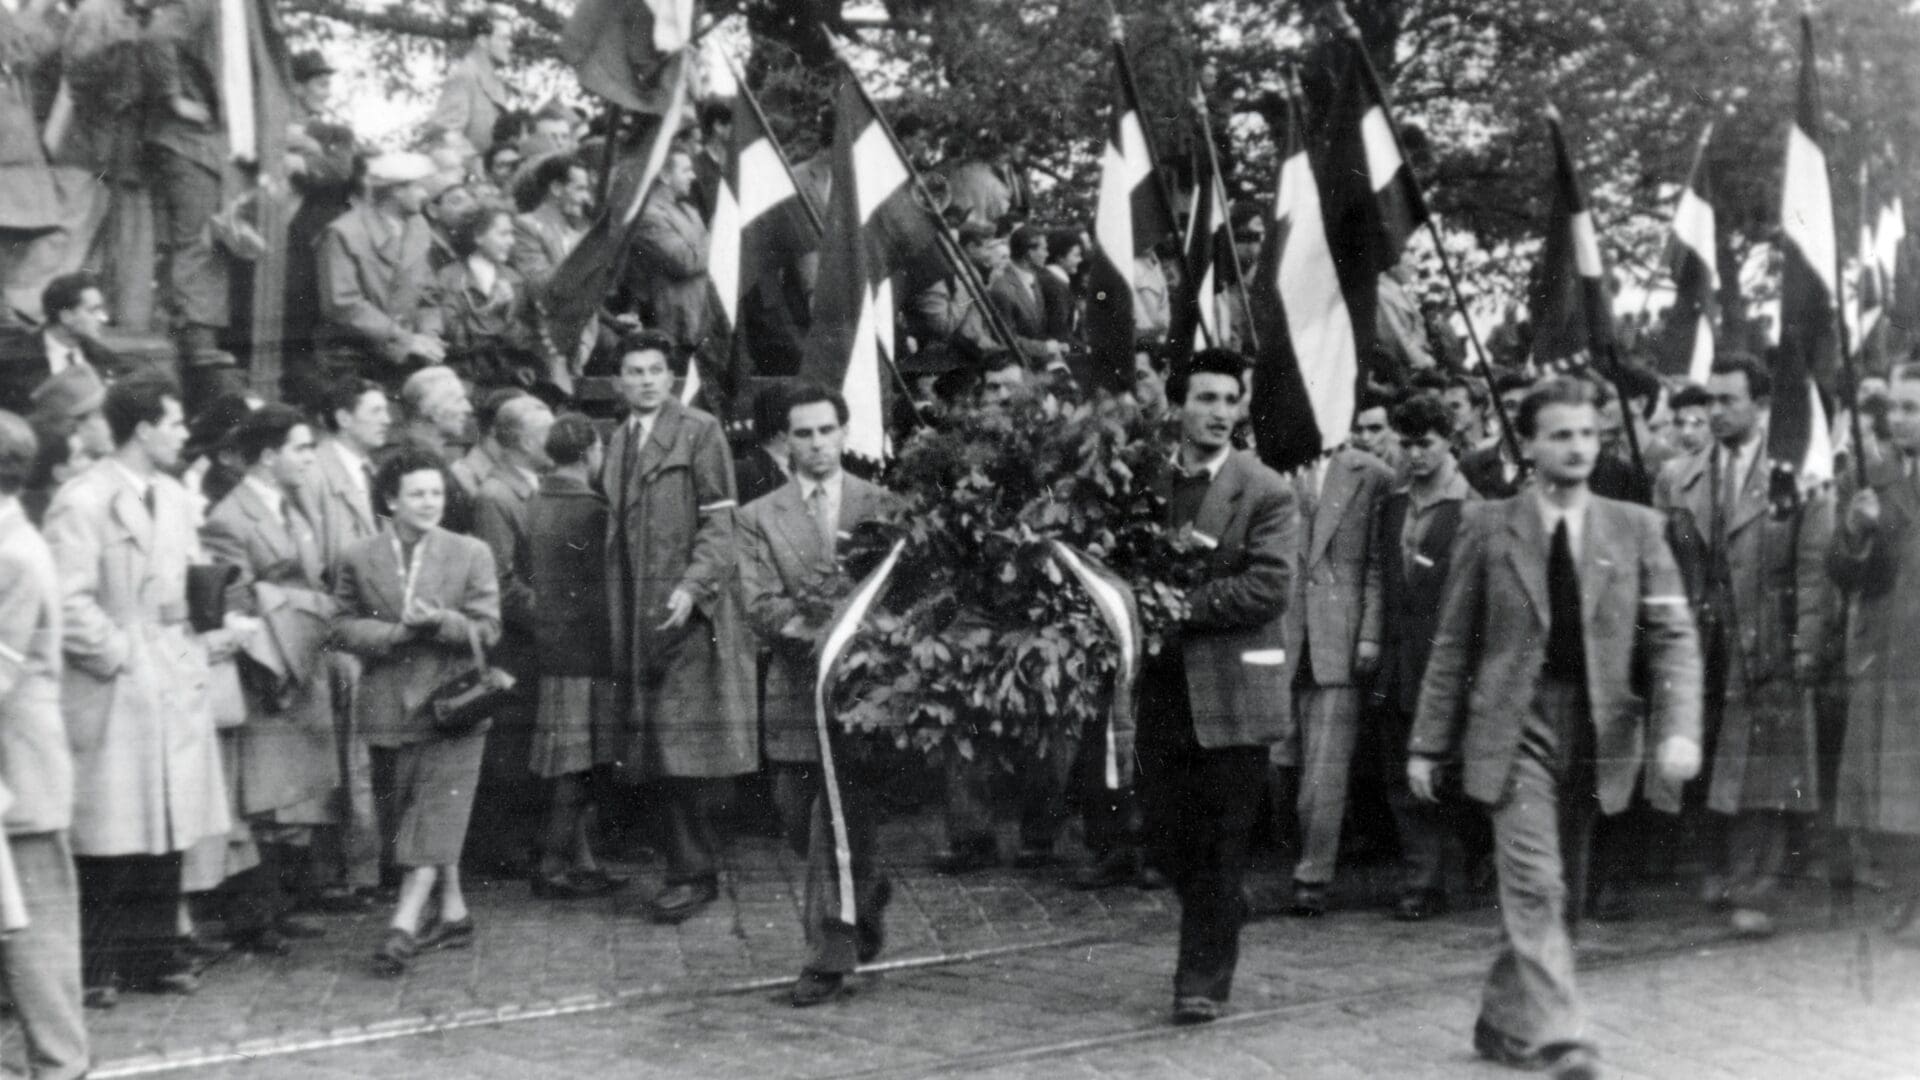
[422,622,516,737]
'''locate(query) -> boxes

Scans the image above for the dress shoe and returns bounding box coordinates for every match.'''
[1288,881,1328,918]
[1171,995,1224,1025]
[1393,890,1448,922]
[856,879,892,965]
[83,985,119,1010]
[1473,1019,1542,1069]
[576,867,631,892]
[128,971,199,996]
[790,969,845,1007]
[182,934,232,964]
[650,881,719,925]
[1546,1045,1603,1080]
[371,928,418,977]
[532,871,606,900]
[274,916,328,940]
[230,928,293,957]
[929,845,1000,875]
[417,915,475,952]
[1730,908,1775,938]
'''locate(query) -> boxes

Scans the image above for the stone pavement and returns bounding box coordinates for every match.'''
[2,808,1916,1078]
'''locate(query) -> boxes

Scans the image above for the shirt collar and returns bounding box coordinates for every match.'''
[1172,444,1231,482]
[798,469,844,503]
[244,475,286,520]
[1533,487,1590,533]
[1405,464,1471,511]
[111,460,151,499]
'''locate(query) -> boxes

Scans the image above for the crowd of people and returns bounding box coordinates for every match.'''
[1,8,1919,1080]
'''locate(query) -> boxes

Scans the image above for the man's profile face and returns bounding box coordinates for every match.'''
[619,349,673,413]
[1526,402,1599,488]
[271,424,319,488]
[61,288,109,341]
[1180,372,1241,453]
[138,397,189,471]
[1442,387,1480,437]
[561,166,593,219]
[1886,377,1920,456]
[662,153,696,201]
[1132,354,1166,412]
[786,401,846,481]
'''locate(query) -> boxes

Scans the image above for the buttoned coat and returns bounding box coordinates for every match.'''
[527,473,610,678]
[1284,448,1391,687]
[1412,496,1703,815]
[738,474,897,763]
[1152,451,1298,750]
[1828,457,1920,835]
[427,49,508,154]
[201,482,337,820]
[1373,486,1470,718]
[629,190,712,350]
[330,526,500,746]
[472,465,538,676]
[318,203,444,365]
[0,502,73,835]
[43,460,230,855]
[602,399,755,777]
[295,440,380,586]
[987,267,1053,356]
[1656,436,1833,813]
[510,204,576,295]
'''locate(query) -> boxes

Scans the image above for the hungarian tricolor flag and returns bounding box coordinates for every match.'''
[1656,124,1719,385]
[1770,14,1837,496]
[1167,147,1233,365]
[1854,162,1905,367]
[1529,107,1617,376]
[1087,40,1178,397]
[561,0,693,114]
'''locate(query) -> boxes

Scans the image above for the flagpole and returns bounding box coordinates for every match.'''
[597,105,622,209]
[1329,7,1524,466]
[1838,166,1868,486]
[1192,86,1255,354]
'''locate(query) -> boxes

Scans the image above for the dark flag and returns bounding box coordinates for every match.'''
[1529,106,1617,374]
[560,0,692,115]
[1167,146,1230,365]
[1770,14,1837,496]
[1087,40,1178,396]
[1656,124,1719,385]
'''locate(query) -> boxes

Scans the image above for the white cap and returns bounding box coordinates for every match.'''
[365,151,437,188]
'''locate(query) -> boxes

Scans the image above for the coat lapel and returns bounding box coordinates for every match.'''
[634,402,681,483]
[234,482,300,567]
[1193,454,1247,546]
[1504,497,1549,627]
[1307,454,1358,567]
[108,470,152,554]
[1579,500,1620,628]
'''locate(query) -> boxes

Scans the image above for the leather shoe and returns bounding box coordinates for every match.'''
[929,845,1000,875]
[275,916,328,940]
[1546,1045,1602,1080]
[650,881,719,924]
[83,985,119,1010]
[1473,1019,1542,1069]
[790,969,844,1007]
[1393,890,1448,922]
[532,870,617,900]
[856,879,891,965]
[1288,881,1328,917]
[417,915,475,952]
[371,928,417,977]
[303,888,377,915]
[230,927,293,957]
[1171,995,1223,1025]
[1011,846,1058,869]
[129,971,199,996]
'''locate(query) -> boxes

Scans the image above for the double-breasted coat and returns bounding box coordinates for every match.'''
[602,399,756,778]
[43,460,230,856]
[1827,457,1920,836]
[1655,434,1834,814]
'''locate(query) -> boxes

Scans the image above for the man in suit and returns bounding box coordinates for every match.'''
[1280,438,1392,915]
[1460,372,1535,499]
[0,411,88,1073]
[201,407,339,954]
[1373,394,1481,921]
[629,150,713,358]
[1140,348,1296,1024]
[317,152,447,393]
[602,331,756,924]
[735,384,792,507]
[988,226,1065,367]
[1655,355,1832,938]
[1411,376,1702,1080]
[510,155,589,295]
[44,373,231,1000]
[739,383,898,1007]
[0,273,121,415]
[451,388,528,500]
[426,15,511,155]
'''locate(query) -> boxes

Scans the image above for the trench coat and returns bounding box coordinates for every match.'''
[1828,458,1920,836]
[526,473,610,679]
[0,6,61,231]
[1656,435,1833,814]
[43,460,230,856]
[628,190,712,351]
[602,398,755,778]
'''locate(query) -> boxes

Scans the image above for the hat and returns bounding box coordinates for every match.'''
[291,51,334,84]
[420,169,465,201]
[364,151,437,189]
[28,365,106,423]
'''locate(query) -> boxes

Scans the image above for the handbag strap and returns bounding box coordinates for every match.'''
[465,619,489,675]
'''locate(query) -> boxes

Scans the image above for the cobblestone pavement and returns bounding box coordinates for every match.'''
[4,810,1917,1078]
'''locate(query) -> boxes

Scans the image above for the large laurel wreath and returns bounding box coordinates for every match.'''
[829,393,1208,768]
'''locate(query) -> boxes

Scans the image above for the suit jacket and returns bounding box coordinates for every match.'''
[0,501,73,835]
[988,266,1049,343]
[1285,448,1391,687]
[629,190,712,350]
[330,525,500,746]
[1038,267,1078,344]
[318,202,444,364]
[1374,481,1471,717]
[0,328,119,415]
[296,440,380,584]
[472,465,538,674]
[527,473,610,678]
[734,445,789,508]
[511,203,577,295]
[1411,495,1703,814]
[427,49,507,153]
[738,474,896,763]
[1460,443,1521,500]
[1154,451,1298,750]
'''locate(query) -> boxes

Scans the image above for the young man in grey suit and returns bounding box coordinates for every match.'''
[738,383,899,1007]
[1140,348,1297,1025]
[1411,376,1703,1080]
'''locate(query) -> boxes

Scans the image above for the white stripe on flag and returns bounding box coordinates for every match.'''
[1048,542,1136,791]
[1570,210,1604,278]
[852,121,909,225]
[648,0,694,53]
[1802,378,1834,485]
[1673,189,1719,285]
[679,359,701,406]
[1782,125,1837,297]
[1688,313,1714,386]
[1095,142,1136,291]
[619,64,691,229]
[843,284,888,461]
[1360,106,1403,194]
[738,139,794,221]
[1274,146,1357,453]
[1877,200,1907,276]
[708,183,742,328]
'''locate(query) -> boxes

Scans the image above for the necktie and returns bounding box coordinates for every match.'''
[808,485,835,558]
[1543,518,1584,683]
[142,486,157,518]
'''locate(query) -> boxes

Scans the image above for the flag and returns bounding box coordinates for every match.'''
[561,0,694,114]
[1167,146,1230,366]
[1046,541,1140,791]
[1529,107,1617,375]
[1087,42,1178,396]
[1656,124,1719,385]
[1855,163,1905,366]
[1771,14,1837,494]
[541,59,691,377]
[1246,81,1355,474]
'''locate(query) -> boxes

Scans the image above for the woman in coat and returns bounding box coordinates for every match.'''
[524,414,622,897]
[332,446,501,976]
[435,205,548,391]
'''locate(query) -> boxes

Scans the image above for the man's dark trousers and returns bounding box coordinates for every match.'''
[773,750,889,975]
[1138,653,1266,1004]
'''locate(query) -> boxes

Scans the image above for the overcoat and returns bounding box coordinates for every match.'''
[472,465,538,677]
[628,190,712,351]
[43,459,230,856]
[0,6,60,231]
[602,399,755,778]
[1827,457,1920,835]
[1284,447,1391,688]
[1655,434,1833,813]
[0,500,73,835]
[317,203,444,365]
[526,473,611,679]
[427,49,507,154]
[295,439,380,586]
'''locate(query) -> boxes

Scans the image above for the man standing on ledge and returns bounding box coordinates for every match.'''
[1140,348,1297,1025]
[1411,376,1702,1080]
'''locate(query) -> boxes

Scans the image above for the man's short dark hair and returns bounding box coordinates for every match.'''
[698,100,733,136]
[957,221,996,248]
[0,411,36,496]
[1443,372,1487,404]
[476,387,528,436]
[1709,353,1772,399]
[230,404,308,465]
[42,272,99,323]
[325,378,386,432]
[1166,348,1248,406]
[544,412,598,467]
[1408,368,1449,395]
[750,382,790,442]
[527,154,580,210]
[1492,371,1534,399]
[616,329,676,364]
[373,446,449,513]
[1390,394,1454,441]
[464,13,494,39]
[981,349,1024,375]
[1133,335,1170,375]
[1355,387,1402,417]
[103,372,180,447]
[1669,384,1710,412]
[1516,376,1603,439]
[1890,362,1920,386]
[783,381,849,430]
[1045,229,1082,266]
[1009,225,1045,261]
